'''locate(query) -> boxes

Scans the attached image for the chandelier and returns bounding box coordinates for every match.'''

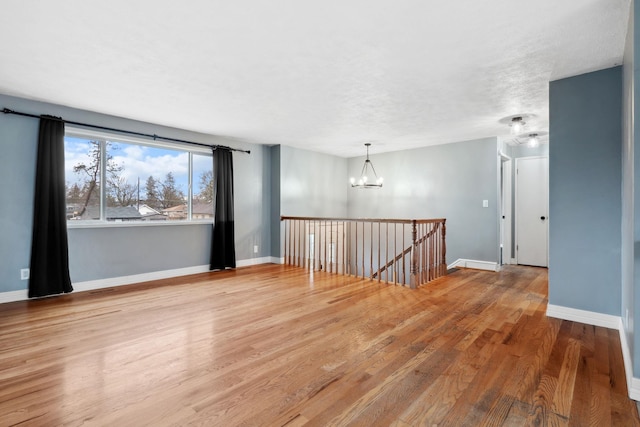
[350,143,383,189]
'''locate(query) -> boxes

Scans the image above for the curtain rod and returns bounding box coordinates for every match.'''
[1,108,251,154]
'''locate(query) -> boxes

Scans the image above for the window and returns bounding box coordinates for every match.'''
[64,128,213,223]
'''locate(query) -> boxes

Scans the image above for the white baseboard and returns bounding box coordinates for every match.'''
[0,257,280,304]
[0,289,29,304]
[546,304,620,329]
[618,319,640,400]
[447,259,498,272]
[547,304,640,401]
[73,264,212,293]
[236,256,279,267]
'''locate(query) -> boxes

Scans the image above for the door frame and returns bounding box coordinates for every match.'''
[499,152,512,265]
[514,155,549,267]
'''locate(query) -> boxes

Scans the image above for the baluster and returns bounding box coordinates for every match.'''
[304,220,308,269]
[427,224,431,281]
[428,223,432,282]
[436,223,440,278]
[334,220,338,274]
[297,220,302,267]
[342,221,346,275]
[419,223,423,284]
[401,223,406,285]
[289,219,293,266]
[292,219,296,266]
[320,220,324,271]
[319,220,322,272]
[385,222,389,283]
[311,221,315,270]
[295,220,299,267]
[438,223,442,277]
[410,220,417,289]
[334,220,337,274]
[345,221,349,275]
[316,220,320,271]
[318,220,322,272]
[369,221,373,280]
[329,220,333,274]
[284,219,288,265]
[420,223,429,284]
[377,221,381,282]
[361,222,365,280]
[349,221,353,275]
[436,224,440,279]
[299,220,303,267]
[424,224,428,281]
[431,224,436,280]
[394,223,397,285]
[317,220,321,271]
[355,220,358,277]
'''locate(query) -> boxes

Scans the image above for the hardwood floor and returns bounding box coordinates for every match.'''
[0,264,638,426]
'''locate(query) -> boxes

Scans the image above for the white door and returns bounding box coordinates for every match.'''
[516,157,548,267]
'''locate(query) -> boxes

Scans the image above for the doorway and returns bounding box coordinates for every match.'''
[500,154,512,265]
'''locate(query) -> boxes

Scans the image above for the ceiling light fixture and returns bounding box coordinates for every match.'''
[528,133,540,147]
[350,143,383,189]
[510,116,526,135]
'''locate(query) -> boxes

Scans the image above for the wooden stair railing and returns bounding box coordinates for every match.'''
[372,221,441,280]
[280,217,446,289]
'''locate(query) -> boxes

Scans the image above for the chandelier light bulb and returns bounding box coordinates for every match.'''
[350,177,355,184]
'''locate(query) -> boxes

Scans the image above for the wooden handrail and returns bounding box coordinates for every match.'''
[281,216,446,225]
[280,216,447,288]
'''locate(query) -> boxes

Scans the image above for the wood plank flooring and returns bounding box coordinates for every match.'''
[0,264,638,426]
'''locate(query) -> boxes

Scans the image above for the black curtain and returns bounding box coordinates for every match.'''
[29,116,73,298]
[210,148,236,270]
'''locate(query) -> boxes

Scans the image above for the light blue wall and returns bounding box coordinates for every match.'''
[634,0,640,376]
[0,110,38,290]
[270,145,281,257]
[508,144,549,159]
[0,94,271,290]
[347,137,499,264]
[280,145,348,217]
[549,67,622,316]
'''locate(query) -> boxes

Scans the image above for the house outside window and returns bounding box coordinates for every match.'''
[64,128,214,224]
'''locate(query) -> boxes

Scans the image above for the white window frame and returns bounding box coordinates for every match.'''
[65,126,214,228]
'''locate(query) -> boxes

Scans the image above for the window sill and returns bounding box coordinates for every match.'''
[67,220,214,229]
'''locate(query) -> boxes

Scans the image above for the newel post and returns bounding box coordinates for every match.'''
[410,220,418,289]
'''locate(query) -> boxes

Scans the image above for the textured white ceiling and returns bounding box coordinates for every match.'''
[0,0,631,157]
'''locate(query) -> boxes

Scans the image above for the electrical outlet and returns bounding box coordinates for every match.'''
[253,245,259,254]
[482,200,489,208]
[20,268,29,280]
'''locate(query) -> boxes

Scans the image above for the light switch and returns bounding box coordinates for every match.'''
[482,200,489,208]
